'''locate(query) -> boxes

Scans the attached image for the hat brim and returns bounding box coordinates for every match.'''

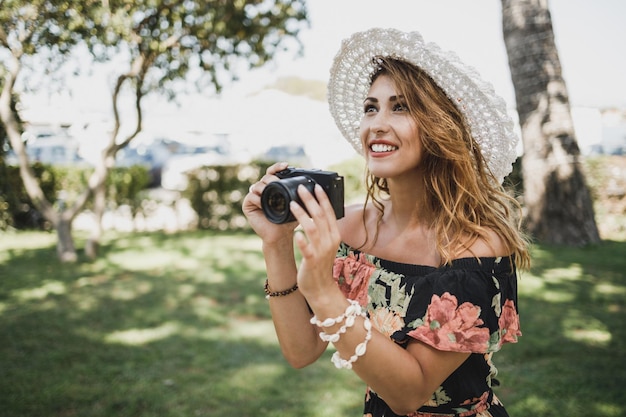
[327,28,518,184]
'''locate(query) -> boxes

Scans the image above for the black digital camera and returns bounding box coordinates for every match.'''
[261,167,345,224]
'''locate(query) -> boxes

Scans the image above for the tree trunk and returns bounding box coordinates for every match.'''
[1,51,88,262]
[85,180,106,259]
[57,216,78,263]
[501,0,601,245]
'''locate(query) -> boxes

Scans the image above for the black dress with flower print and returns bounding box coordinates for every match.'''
[333,243,521,417]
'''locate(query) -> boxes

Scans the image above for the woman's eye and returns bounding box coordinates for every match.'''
[364,104,378,113]
[393,103,409,112]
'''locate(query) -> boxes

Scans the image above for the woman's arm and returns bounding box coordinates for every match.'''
[242,162,327,368]
[263,237,328,368]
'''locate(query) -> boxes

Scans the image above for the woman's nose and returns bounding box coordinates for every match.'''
[370,111,390,134]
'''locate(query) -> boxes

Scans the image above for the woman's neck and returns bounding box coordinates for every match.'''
[383,176,431,230]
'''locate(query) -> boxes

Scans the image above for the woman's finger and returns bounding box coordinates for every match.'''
[266,161,289,176]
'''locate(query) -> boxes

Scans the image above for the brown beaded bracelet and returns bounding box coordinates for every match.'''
[264,279,299,299]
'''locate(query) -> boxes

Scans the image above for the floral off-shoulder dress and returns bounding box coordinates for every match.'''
[333,243,522,417]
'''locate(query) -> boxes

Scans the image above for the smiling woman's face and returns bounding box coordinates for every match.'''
[360,75,423,180]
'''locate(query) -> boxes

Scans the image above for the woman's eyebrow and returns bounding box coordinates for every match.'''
[363,95,404,103]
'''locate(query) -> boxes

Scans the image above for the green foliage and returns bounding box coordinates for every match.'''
[583,156,611,201]
[0,161,57,230]
[185,161,272,230]
[503,156,524,196]
[47,165,90,206]
[328,156,366,205]
[0,163,151,230]
[0,0,99,60]
[106,165,151,214]
[79,0,309,94]
[0,231,625,416]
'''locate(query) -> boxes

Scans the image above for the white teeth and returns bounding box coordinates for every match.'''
[370,143,397,153]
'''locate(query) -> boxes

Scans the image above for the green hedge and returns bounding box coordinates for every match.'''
[0,161,57,230]
[0,162,150,231]
[184,161,273,230]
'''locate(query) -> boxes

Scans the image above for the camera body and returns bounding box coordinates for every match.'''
[261,167,344,224]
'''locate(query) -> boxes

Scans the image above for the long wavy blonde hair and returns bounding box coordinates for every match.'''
[361,57,531,270]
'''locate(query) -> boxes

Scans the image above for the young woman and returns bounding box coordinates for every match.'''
[243,28,531,417]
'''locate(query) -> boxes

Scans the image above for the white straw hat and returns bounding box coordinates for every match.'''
[328,28,519,184]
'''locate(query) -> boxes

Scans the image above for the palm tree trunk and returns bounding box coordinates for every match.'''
[501,0,601,245]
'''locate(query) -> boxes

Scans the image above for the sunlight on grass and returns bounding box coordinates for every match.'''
[189,295,220,319]
[229,363,285,388]
[76,274,113,287]
[311,388,365,417]
[541,289,576,303]
[203,270,227,283]
[592,402,624,417]
[594,282,626,297]
[99,316,281,347]
[518,273,544,293]
[105,321,180,345]
[227,317,279,343]
[543,265,583,283]
[107,249,191,271]
[562,308,612,346]
[178,318,280,346]
[519,270,578,302]
[0,231,56,251]
[110,278,153,301]
[12,280,67,301]
[514,395,551,414]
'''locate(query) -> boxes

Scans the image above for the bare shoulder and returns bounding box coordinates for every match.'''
[461,228,510,259]
[337,203,367,247]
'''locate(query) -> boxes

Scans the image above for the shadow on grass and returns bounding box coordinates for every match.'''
[0,231,363,417]
[497,240,626,417]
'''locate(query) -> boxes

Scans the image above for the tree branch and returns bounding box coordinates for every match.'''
[0,54,56,223]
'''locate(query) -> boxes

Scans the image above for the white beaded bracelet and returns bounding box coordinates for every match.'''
[318,314,359,343]
[309,299,361,328]
[331,317,373,370]
[313,300,365,343]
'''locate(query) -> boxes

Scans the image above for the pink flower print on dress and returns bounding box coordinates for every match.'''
[370,308,405,337]
[333,252,376,306]
[457,391,490,416]
[498,299,522,344]
[407,292,491,352]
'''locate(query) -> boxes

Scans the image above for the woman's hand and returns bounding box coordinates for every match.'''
[289,184,343,302]
[242,162,297,243]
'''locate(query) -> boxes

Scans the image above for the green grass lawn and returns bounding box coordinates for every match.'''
[1,230,625,417]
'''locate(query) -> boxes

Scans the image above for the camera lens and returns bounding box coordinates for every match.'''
[261,176,315,224]
[266,190,288,216]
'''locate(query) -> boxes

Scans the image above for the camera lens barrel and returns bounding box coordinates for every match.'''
[261,176,315,224]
